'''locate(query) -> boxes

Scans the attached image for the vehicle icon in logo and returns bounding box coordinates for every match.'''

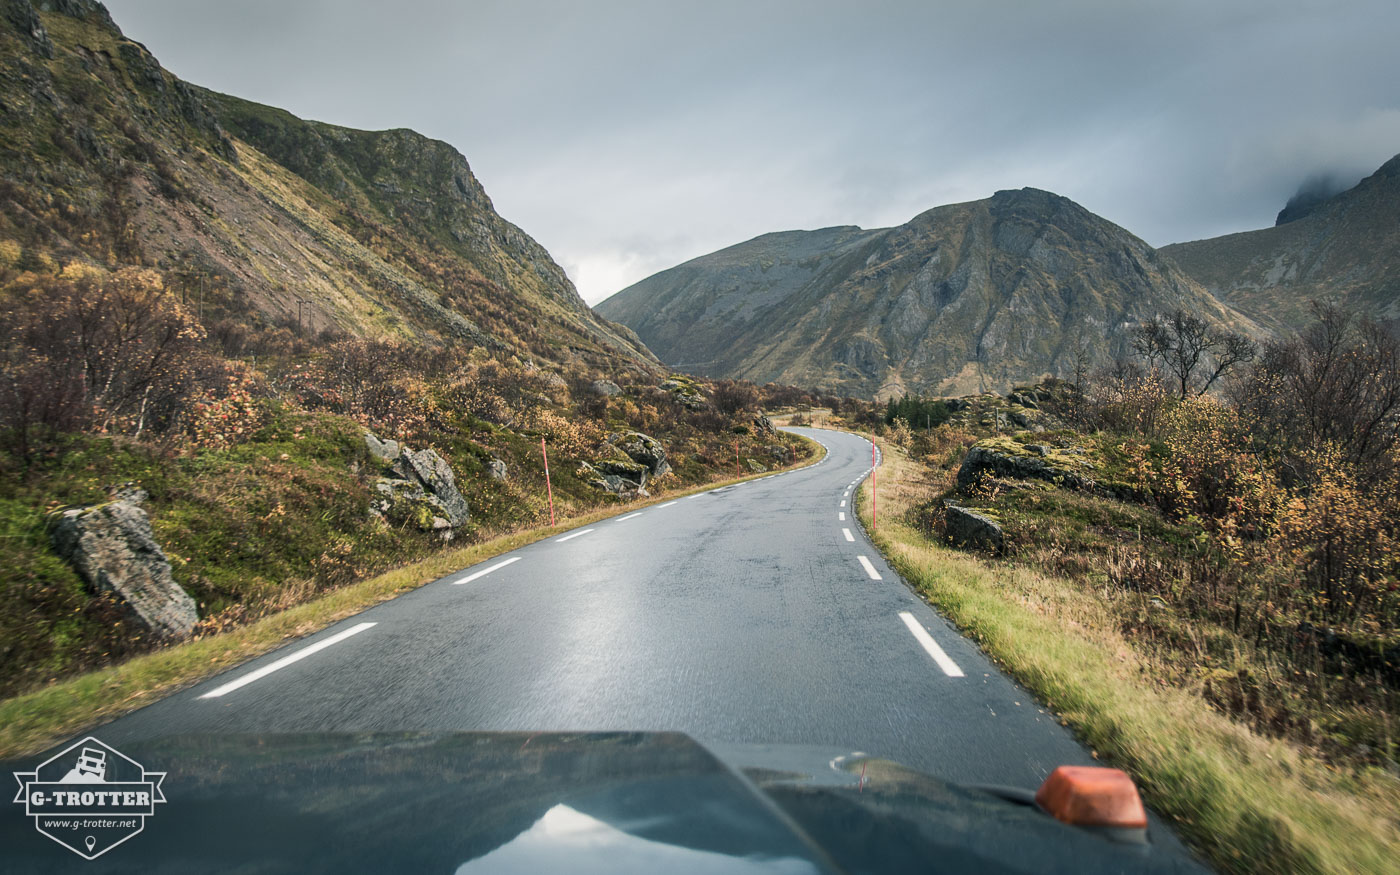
[11,736,167,860]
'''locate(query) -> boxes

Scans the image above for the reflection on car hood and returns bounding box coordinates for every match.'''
[1,732,1206,874]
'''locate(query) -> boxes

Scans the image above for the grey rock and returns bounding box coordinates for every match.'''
[372,477,457,532]
[364,431,401,462]
[575,461,649,499]
[106,482,149,504]
[945,504,1005,553]
[588,380,622,397]
[752,414,778,436]
[746,458,767,473]
[390,447,469,527]
[957,444,1093,493]
[766,444,794,465]
[610,431,671,479]
[487,459,508,481]
[50,501,197,638]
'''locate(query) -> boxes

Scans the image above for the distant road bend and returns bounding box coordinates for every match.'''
[99,427,1102,790]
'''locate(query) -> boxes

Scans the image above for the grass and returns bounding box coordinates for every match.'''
[855,436,1400,874]
[0,433,825,759]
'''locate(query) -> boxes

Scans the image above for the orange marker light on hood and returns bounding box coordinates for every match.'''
[1035,766,1148,829]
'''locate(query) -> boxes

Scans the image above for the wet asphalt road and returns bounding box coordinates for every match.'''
[88,426,1100,790]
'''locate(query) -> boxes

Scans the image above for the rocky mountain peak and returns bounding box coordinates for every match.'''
[600,190,1252,397]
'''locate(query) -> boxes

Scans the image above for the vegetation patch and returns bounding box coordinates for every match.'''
[858,440,1400,874]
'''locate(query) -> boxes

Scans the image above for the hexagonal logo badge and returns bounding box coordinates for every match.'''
[11,736,167,860]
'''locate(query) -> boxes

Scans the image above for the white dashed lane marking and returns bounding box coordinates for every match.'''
[899,612,965,678]
[856,555,882,580]
[843,528,855,542]
[200,622,377,699]
[555,528,594,543]
[453,556,522,584]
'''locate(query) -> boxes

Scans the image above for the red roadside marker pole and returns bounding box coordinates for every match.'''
[541,437,555,526]
[872,439,877,532]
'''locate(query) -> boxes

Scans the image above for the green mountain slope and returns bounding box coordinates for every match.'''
[0,0,654,368]
[599,188,1256,398]
[1161,154,1400,333]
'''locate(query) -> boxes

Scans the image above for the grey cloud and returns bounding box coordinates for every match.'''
[104,0,1400,302]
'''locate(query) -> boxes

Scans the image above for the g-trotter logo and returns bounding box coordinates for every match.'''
[12,736,167,860]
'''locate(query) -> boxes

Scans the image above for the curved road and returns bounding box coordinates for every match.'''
[93,426,1098,791]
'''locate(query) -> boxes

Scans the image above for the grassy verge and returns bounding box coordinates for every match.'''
[856,437,1400,875]
[0,435,826,759]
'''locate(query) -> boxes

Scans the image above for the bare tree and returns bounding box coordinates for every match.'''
[1133,309,1257,399]
[1234,303,1400,478]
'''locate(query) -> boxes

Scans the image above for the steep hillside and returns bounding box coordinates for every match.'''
[0,0,653,367]
[599,188,1255,397]
[1162,154,1400,333]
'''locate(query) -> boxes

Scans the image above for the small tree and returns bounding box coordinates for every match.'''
[1133,309,1256,399]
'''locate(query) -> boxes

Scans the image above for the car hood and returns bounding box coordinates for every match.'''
[2,732,1205,873]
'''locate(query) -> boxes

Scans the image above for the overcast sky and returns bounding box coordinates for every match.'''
[104,0,1400,304]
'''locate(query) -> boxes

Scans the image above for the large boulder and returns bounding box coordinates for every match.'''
[752,414,778,436]
[372,479,456,533]
[957,437,1095,493]
[610,431,671,479]
[390,447,469,527]
[50,500,197,639]
[588,379,622,397]
[944,504,1005,553]
[575,461,649,499]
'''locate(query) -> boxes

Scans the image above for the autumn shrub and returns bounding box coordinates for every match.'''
[0,265,208,462]
[1269,449,1400,629]
[1149,396,1285,537]
[1083,364,1173,436]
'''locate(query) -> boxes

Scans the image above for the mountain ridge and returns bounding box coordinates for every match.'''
[599,187,1257,398]
[0,0,655,370]
[1161,153,1400,333]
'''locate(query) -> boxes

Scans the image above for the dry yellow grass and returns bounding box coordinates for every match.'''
[855,435,1400,874]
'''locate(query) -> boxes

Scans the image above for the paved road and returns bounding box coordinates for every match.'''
[90,426,1099,790]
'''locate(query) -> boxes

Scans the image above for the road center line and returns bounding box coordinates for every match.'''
[898,612,966,677]
[843,528,855,541]
[555,528,594,542]
[615,512,645,521]
[200,622,376,699]
[857,555,882,580]
[453,556,522,584]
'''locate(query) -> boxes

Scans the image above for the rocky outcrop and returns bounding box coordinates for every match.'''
[945,504,1005,553]
[957,438,1095,493]
[577,432,671,499]
[660,376,707,409]
[588,380,622,397]
[766,444,793,466]
[367,433,469,534]
[609,431,671,479]
[575,461,649,499]
[49,494,198,639]
[390,448,470,526]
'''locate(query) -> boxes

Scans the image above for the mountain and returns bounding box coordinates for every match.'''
[0,0,654,368]
[1161,154,1400,333]
[598,188,1256,398]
